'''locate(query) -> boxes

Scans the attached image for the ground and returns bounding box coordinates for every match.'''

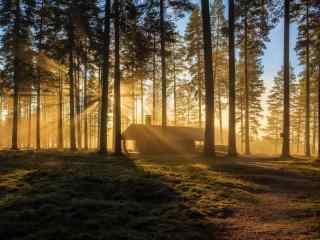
[0,152,319,240]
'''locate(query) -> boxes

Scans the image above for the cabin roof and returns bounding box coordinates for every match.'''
[123,124,204,141]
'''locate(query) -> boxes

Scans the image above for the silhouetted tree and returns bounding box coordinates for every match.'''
[201,0,215,156]
[282,0,290,158]
[228,0,237,156]
[99,0,111,154]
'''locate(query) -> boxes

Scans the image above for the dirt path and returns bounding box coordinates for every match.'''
[217,160,320,240]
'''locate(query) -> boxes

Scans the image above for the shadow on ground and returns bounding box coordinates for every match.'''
[136,153,320,240]
[0,152,218,240]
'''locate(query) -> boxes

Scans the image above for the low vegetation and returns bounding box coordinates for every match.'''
[0,152,319,240]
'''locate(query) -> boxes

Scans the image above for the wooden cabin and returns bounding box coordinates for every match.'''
[122,124,204,154]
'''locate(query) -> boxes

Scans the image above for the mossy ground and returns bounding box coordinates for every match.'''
[0,151,319,240]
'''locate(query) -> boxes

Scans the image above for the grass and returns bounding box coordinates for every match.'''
[0,151,319,240]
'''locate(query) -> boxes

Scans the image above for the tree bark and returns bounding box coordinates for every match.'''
[99,0,111,153]
[244,14,250,155]
[84,49,88,150]
[35,0,45,150]
[113,0,122,155]
[140,78,144,124]
[228,0,237,156]
[75,61,82,149]
[0,96,2,147]
[68,40,76,150]
[297,110,302,154]
[312,106,316,155]
[152,35,157,124]
[36,66,41,150]
[132,79,136,124]
[173,54,177,126]
[201,0,215,156]
[212,18,223,145]
[27,96,32,148]
[305,0,311,157]
[197,48,202,129]
[58,70,64,149]
[317,66,320,160]
[11,0,22,150]
[281,0,290,158]
[160,0,167,128]
[240,96,244,152]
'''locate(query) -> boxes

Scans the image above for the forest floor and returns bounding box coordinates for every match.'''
[0,151,319,240]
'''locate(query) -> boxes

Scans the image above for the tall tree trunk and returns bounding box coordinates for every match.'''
[135,95,138,124]
[140,79,144,124]
[240,98,244,152]
[160,0,167,128]
[218,83,223,144]
[75,61,82,149]
[275,130,278,154]
[317,66,320,161]
[132,80,136,124]
[297,110,302,154]
[113,0,122,155]
[12,0,22,150]
[173,56,177,126]
[172,41,177,126]
[88,112,91,149]
[187,92,191,125]
[84,50,88,150]
[99,0,111,153]
[68,40,76,150]
[213,21,223,145]
[228,0,237,156]
[36,0,45,150]
[152,35,157,124]
[0,95,2,147]
[244,15,250,155]
[42,98,47,148]
[27,96,32,148]
[197,49,202,128]
[312,107,316,155]
[58,69,64,149]
[282,0,290,158]
[201,0,215,156]
[305,0,311,157]
[36,67,41,150]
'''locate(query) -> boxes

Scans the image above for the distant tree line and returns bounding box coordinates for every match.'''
[0,0,319,160]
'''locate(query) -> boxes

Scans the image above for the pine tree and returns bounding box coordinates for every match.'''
[211,0,228,145]
[201,0,215,156]
[34,0,45,150]
[282,0,291,158]
[265,67,297,154]
[236,0,276,155]
[113,0,121,155]
[291,80,304,154]
[99,0,111,154]
[236,48,265,152]
[185,8,204,128]
[313,2,320,160]
[295,0,320,157]
[145,0,193,128]
[167,33,186,126]
[50,0,99,150]
[0,0,35,149]
[228,0,237,156]
[121,1,152,125]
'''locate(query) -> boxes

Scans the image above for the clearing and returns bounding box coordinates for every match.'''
[0,152,319,240]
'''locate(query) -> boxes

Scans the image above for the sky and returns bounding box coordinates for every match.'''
[177,0,302,92]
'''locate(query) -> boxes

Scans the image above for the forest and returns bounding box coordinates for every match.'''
[0,0,319,239]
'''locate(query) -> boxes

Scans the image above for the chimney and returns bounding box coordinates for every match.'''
[145,115,152,126]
